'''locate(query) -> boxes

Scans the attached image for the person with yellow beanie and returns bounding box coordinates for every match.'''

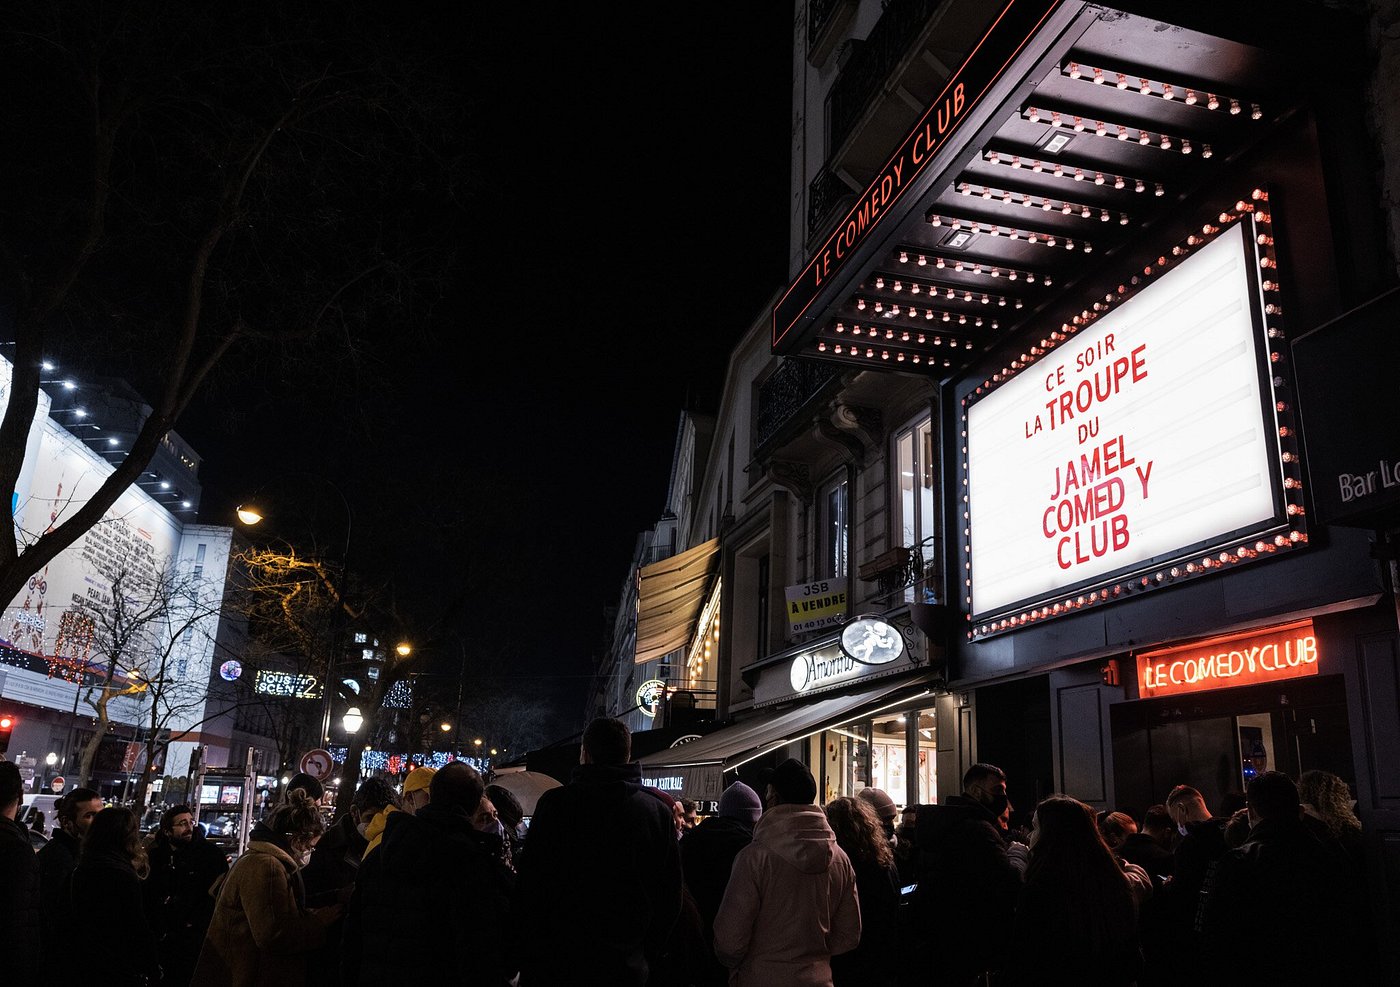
[362,766,435,859]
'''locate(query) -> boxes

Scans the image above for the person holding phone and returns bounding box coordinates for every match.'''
[192,790,340,986]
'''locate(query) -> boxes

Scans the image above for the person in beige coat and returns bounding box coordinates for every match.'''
[192,790,340,987]
[713,759,861,987]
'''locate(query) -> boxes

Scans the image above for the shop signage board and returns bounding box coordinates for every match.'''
[966,220,1285,622]
[1293,287,1400,528]
[255,670,322,699]
[773,0,1062,350]
[839,615,905,665]
[635,679,666,719]
[640,763,723,802]
[1136,620,1318,698]
[785,579,848,635]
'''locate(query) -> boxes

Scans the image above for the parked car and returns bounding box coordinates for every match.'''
[19,794,60,837]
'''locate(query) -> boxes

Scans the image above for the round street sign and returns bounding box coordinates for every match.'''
[299,749,334,781]
[50,776,65,793]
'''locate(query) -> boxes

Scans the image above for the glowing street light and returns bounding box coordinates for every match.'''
[395,642,413,657]
[439,721,452,733]
[235,504,265,526]
[343,706,364,734]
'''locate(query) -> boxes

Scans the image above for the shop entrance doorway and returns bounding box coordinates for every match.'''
[1110,675,1354,819]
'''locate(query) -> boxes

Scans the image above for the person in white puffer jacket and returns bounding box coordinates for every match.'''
[713,758,862,987]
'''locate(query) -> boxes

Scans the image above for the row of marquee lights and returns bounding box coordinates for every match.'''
[797,51,1267,367]
[958,188,1306,639]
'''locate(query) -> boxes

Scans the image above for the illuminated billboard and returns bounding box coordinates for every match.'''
[963,198,1306,635]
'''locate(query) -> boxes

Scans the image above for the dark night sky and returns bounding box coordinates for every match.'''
[184,5,795,725]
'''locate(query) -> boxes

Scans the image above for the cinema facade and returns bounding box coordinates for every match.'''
[770,0,1400,964]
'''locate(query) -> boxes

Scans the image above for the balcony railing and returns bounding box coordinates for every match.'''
[755,358,843,452]
[807,163,854,241]
[826,0,944,156]
[862,535,943,608]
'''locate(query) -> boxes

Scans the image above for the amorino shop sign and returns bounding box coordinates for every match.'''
[756,617,918,707]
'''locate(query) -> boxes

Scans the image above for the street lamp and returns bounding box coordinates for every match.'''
[439,721,452,733]
[45,752,57,767]
[234,476,354,748]
[395,642,412,657]
[343,707,364,734]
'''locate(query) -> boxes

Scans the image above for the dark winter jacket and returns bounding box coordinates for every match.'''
[301,811,366,905]
[1117,831,1174,878]
[72,848,161,985]
[145,829,229,986]
[514,762,683,987]
[302,812,366,987]
[681,813,754,930]
[831,857,901,987]
[681,813,755,987]
[911,796,1021,983]
[0,814,41,981]
[192,826,327,987]
[1005,859,1141,987]
[36,826,81,938]
[344,802,515,987]
[1201,815,1374,981]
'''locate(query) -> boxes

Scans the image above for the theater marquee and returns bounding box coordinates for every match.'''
[962,196,1309,636]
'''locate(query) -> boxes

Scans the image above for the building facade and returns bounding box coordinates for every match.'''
[762,0,1400,970]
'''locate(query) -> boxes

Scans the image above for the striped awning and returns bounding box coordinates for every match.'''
[635,538,720,665]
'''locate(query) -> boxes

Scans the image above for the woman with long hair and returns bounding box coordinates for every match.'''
[1299,769,1364,867]
[192,789,340,986]
[71,806,161,986]
[1005,795,1141,986]
[824,796,901,987]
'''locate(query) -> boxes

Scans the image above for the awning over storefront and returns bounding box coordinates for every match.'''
[635,538,720,664]
[636,677,934,800]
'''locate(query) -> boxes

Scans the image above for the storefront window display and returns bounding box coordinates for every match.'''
[821,720,869,803]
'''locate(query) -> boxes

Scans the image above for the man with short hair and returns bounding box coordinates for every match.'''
[0,761,40,979]
[682,781,763,987]
[1148,785,1228,979]
[514,717,682,986]
[1119,804,1175,877]
[37,785,102,935]
[305,777,398,986]
[911,762,1023,985]
[145,803,229,986]
[363,766,432,858]
[345,762,515,985]
[679,798,699,831]
[712,759,860,985]
[1202,771,1372,979]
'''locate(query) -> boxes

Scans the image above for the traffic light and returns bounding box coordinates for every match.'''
[0,713,14,756]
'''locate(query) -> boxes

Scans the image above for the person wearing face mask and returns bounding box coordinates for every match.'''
[192,789,341,987]
[301,777,397,987]
[362,765,434,859]
[1147,785,1227,984]
[910,762,1023,986]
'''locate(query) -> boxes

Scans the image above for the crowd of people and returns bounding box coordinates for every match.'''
[0,718,1385,985]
